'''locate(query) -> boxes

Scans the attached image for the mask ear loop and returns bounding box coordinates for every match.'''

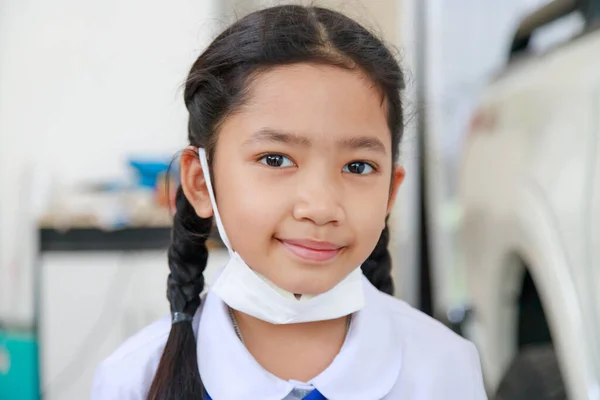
[198,148,234,257]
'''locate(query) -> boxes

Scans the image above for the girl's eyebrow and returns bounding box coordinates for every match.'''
[243,128,311,147]
[340,136,387,155]
[244,127,387,155]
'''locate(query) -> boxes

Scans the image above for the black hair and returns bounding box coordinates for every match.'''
[148,5,405,399]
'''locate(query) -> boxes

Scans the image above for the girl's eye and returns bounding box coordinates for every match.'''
[259,154,295,168]
[343,161,375,175]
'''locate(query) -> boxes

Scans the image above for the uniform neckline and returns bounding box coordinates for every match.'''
[196,276,403,400]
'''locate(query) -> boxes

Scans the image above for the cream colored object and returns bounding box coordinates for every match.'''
[316,0,399,44]
[460,28,600,399]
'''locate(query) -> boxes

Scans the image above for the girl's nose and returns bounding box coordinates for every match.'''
[292,176,345,226]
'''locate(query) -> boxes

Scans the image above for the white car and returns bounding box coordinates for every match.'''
[459,1,600,399]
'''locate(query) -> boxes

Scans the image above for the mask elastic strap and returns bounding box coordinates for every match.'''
[198,148,234,257]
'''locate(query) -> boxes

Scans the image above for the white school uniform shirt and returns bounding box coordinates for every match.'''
[91,276,487,400]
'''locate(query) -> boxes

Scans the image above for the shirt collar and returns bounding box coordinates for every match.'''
[197,276,402,400]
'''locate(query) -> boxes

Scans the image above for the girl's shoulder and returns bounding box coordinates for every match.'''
[372,286,477,360]
[374,288,464,342]
[90,314,176,400]
[367,286,486,398]
[91,292,206,400]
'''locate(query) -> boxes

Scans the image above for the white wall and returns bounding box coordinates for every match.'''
[0,0,224,324]
[39,249,229,400]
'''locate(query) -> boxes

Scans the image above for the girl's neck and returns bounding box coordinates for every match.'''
[232,309,349,382]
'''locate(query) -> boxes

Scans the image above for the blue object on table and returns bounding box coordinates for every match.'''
[0,330,40,400]
[128,159,171,188]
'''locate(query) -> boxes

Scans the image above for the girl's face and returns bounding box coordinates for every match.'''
[184,63,404,295]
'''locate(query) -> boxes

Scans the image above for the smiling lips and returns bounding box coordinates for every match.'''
[279,238,343,262]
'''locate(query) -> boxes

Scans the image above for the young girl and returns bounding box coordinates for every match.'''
[92,5,486,400]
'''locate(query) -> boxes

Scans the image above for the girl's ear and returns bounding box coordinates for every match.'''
[180,146,214,218]
[386,165,406,215]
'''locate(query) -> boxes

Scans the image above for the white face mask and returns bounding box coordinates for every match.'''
[198,148,365,324]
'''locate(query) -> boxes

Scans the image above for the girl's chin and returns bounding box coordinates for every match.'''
[269,272,341,297]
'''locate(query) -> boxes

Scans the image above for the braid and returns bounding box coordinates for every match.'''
[166,187,211,317]
[147,187,212,400]
[361,218,394,295]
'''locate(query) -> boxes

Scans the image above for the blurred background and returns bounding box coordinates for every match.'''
[1,0,599,399]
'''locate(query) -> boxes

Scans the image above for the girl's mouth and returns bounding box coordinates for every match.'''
[277,238,343,262]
